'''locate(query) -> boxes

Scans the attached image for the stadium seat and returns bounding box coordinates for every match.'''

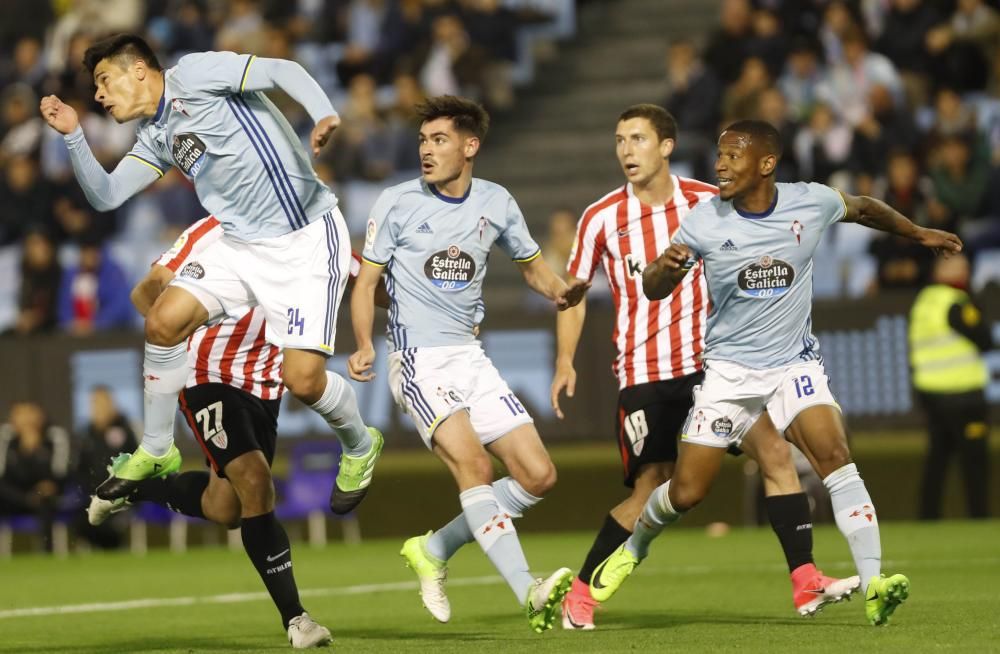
[275,441,361,546]
[128,501,194,555]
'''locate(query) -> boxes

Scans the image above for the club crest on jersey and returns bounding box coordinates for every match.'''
[171,133,207,177]
[209,429,228,450]
[737,255,795,298]
[170,98,190,117]
[180,261,205,279]
[365,219,377,249]
[424,245,476,291]
[479,216,488,240]
[436,386,464,406]
[790,220,803,244]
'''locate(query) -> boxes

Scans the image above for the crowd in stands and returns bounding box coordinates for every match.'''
[656,0,1000,296]
[0,0,569,336]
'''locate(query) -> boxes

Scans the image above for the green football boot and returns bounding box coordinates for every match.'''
[400,532,450,623]
[865,573,910,626]
[589,543,640,603]
[525,567,573,633]
[95,444,182,500]
[330,427,384,514]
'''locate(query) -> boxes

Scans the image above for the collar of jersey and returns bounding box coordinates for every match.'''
[429,181,471,204]
[734,188,778,220]
[152,92,166,126]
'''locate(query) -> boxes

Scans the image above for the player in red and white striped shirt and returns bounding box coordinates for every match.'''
[89,216,375,640]
[553,105,857,629]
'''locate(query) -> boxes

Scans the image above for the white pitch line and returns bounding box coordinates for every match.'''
[2,556,996,621]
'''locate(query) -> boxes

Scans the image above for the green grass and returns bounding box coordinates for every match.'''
[2,521,999,653]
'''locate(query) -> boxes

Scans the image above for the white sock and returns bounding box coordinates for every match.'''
[141,342,189,456]
[461,485,535,603]
[824,463,882,591]
[308,371,371,456]
[426,477,542,561]
[626,481,682,560]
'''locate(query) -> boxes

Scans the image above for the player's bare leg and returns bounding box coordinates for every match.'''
[282,348,382,514]
[785,405,906,623]
[96,288,208,500]
[742,416,860,616]
[225,451,332,647]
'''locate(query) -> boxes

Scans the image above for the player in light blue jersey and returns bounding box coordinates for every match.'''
[40,35,382,522]
[349,96,587,633]
[592,120,962,626]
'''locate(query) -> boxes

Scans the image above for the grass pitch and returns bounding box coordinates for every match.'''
[1,521,998,653]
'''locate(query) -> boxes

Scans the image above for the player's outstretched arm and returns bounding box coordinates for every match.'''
[518,257,589,311]
[841,192,963,255]
[348,263,381,382]
[551,295,586,420]
[41,96,161,211]
[643,243,693,300]
[243,58,340,156]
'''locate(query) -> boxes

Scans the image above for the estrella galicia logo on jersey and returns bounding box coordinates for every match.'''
[737,255,795,298]
[171,133,207,177]
[424,245,476,291]
[711,417,733,437]
[180,261,205,279]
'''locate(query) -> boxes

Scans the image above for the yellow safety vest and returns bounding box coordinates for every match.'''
[908,285,988,393]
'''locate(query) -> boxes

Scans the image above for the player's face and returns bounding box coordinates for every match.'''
[715,130,761,201]
[615,118,673,186]
[418,118,479,186]
[93,59,144,123]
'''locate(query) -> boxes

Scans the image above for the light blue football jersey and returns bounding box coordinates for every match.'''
[672,182,846,369]
[362,178,540,351]
[127,51,337,241]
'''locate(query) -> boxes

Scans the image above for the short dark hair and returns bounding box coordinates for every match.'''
[617,104,677,143]
[415,95,490,141]
[723,119,783,158]
[83,34,161,74]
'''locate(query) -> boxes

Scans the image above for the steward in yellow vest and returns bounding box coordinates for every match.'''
[908,254,992,519]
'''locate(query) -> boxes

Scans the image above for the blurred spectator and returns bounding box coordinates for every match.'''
[73,386,138,549]
[704,0,754,85]
[793,102,853,183]
[848,84,920,187]
[0,153,54,246]
[329,73,397,181]
[928,133,989,234]
[755,87,799,181]
[57,240,133,336]
[214,0,267,54]
[146,0,215,58]
[926,87,977,142]
[818,0,862,65]
[418,14,492,102]
[874,0,942,104]
[778,38,824,123]
[818,26,904,127]
[868,151,935,289]
[747,9,787,78]
[663,39,723,141]
[925,0,1000,93]
[721,56,771,123]
[13,227,61,335]
[459,0,519,111]
[541,208,577,275]
[0,83,44,157]
[0,37,47,94]
[0,401,70,552]
[909,253,992,520]
[387,73,427,173]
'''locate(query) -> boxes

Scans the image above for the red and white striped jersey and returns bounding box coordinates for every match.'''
[567,176,718,389]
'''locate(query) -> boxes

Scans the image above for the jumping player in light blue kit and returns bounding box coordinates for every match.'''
[590,120,963,627]
[40,35,383,529]
[349,96,588,633]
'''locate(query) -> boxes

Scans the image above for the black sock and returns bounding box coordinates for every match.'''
[766,492,814,573]
[132,472,208,519]
[241,512,305,629]
[578,513,632,583]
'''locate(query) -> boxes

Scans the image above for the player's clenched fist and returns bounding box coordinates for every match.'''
[311,114,341,157]
[656,243,693,270]
[348,346,376,382]
[39,95,79,135]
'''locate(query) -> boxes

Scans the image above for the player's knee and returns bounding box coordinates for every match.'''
[518,461,556,497]
[233,467,275,513]
[669,482,707,513]
[459,452,494,486]
[144,309,186,346]
[282,368,326,404]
